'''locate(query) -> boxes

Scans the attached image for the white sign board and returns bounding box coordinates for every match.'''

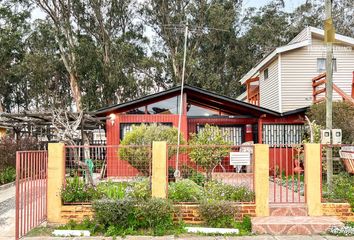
[230,152,251,166]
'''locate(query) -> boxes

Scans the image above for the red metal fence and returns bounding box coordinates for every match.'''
[321,144,354,203]
[64,145,152,183]
[269,144,305,204]
[15,151,48,240]
[167,144,255,202]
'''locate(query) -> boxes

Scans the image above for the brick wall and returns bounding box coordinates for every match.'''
[60,204,94,224]
[322,203,354,222]
[59,203,256,225]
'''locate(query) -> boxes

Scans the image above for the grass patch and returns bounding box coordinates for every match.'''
[25,226,54,237]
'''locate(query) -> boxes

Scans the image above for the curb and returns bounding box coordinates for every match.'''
[0,181,15,191]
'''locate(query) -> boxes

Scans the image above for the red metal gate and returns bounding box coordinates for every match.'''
[15,151,48,239]
[269,145,306,204]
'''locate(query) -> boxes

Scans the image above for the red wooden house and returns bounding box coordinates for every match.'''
[95,85,306,177]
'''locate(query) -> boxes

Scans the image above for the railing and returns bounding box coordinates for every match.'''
[312,72,354,105]
[321,144,354,203]
[167,144,255,203]
[15,151,48,240]
[268,144,305,204]
[64,145,152,184]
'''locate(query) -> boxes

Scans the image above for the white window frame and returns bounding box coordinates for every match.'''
[264,68,269,80]
[317,58,337,72]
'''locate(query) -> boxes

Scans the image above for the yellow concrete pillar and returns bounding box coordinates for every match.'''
[47,143,65,223]
[254,144,269,216]
[151,141,167,198]
[304,143,322,216]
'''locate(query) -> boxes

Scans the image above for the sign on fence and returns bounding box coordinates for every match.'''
[230,152,251,166]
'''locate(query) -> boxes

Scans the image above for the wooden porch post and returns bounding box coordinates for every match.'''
[257,115,265,144]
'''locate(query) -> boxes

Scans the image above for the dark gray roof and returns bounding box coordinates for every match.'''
[95,84,306,117]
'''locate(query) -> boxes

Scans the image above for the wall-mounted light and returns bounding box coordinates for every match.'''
[109,113,116,126]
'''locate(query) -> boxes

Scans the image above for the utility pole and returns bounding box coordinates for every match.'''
[325,0,334,190]
[175,24,188,180]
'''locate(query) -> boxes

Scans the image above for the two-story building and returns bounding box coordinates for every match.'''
[238,26,354,112]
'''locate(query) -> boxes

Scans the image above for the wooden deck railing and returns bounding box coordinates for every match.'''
[312,72,354,105]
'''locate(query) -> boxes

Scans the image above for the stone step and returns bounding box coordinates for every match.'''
[252,216,344,235]
[269,204,308,216]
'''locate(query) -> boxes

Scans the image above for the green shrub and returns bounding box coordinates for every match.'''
[93,198,138,228]
[120,124,184,175]
[307,101,354,143]
[324,173,354,212]
[0,166,16,185]
[93,197,176,236]
[189,124,231,180]
[181,165,206,186]
[199,200,236,228]
[138,198,175,235]
[203,181,255,202]
[58,218,105,235]
[97,181,127,200]
[61,176,101,203]
[126,178,151,200]
[168,179,203,202]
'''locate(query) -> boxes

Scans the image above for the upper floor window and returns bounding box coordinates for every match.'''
[317,58,337,72]
[264,68,269,80]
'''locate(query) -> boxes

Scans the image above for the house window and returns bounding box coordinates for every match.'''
[187,104,220,117]
[147,96,180,114]
[264,68,269,80]
[120,122,173,140]
[317,58,337,72]
[197,125,243,145]
[262,124,304,146]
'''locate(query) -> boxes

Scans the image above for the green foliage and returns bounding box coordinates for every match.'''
[97,181,127,200]
[203,181,255,202]
[126,178,151,200]
[61,176,101,203]
[93,198,176,236]
[199,200,236,228]
[324,173,354,211]
[181,165,206,186]
[302,121,322,144]
[58,218,105,235]
[307,101,354,143]
[138,198,175,235]
[93,198,138,229]
[189,124,231,180]
[168,179,203,202]
[120,124,183,176]
[0,166,16,185]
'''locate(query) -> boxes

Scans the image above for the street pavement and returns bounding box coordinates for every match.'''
[0,183,16,239]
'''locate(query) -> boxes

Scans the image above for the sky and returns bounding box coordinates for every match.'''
[243,0,308,12]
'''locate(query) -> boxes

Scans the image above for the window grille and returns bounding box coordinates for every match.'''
[262,124,304,146]
[197,125,243,145]
[120,122,173,140]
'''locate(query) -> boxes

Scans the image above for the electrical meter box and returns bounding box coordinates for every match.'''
[332,129,342,144]
[321,129,331,144]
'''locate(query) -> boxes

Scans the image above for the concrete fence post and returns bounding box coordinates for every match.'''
[151,141,168,198]
[254,144,269,216]
[47,143,65,223]
[304,143,322,216]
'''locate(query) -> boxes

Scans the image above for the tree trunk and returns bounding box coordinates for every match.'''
[69,72,82,111]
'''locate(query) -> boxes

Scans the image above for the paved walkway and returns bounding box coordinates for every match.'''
[0,183,16,239]
[20,235,354,240]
